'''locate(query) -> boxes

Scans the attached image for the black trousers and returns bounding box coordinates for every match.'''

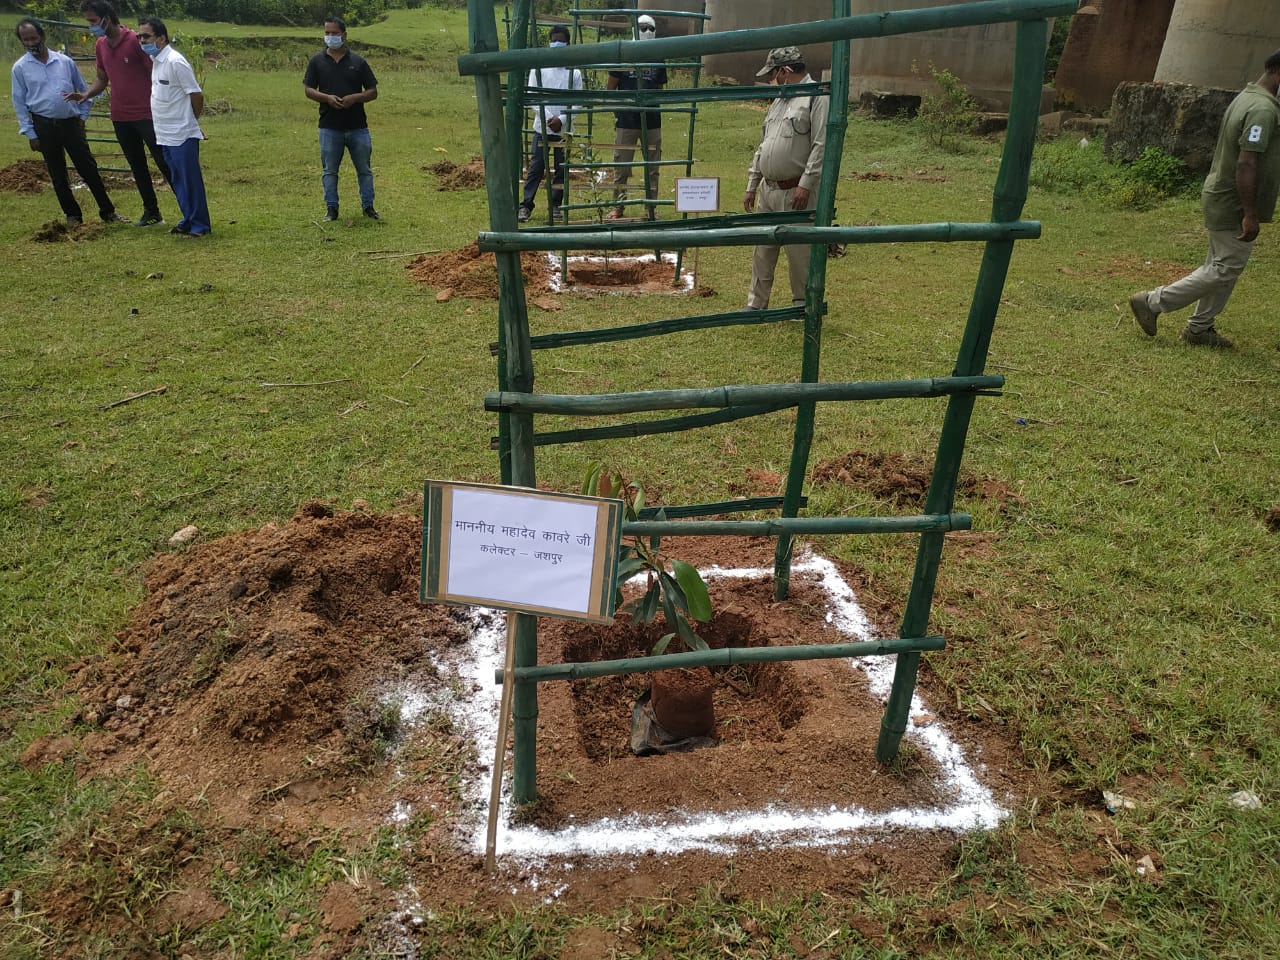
[30,114,114,221]
[113,117,172,216]
[521,133,566,210]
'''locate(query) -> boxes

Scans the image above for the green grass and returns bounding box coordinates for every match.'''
[3,6,1280,958]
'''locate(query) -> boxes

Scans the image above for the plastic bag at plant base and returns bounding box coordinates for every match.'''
[630,690,718,756]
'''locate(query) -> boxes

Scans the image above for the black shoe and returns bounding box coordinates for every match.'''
[135,211,163,227]
[101,212,127,223]
[517,205,531,222]
[66,216,83,226]
[363,207,381,221]
[322,207,339,222]
[169,225,190,235]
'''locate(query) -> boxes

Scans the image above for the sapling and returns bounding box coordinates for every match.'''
[583,461,712,655]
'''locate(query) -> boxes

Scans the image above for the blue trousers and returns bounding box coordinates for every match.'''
[162,137,211,235]
[521,133,565,210]
[319,126,374,211]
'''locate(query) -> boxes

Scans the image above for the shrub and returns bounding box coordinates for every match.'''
[913,61,979,150]
[1030,138,1196,211]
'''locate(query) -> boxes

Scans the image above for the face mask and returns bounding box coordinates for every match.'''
[549,40,567,48]
[639,26,656,39]
[141,42,159,56]
[324,35,343,49]
[90,23,107,37]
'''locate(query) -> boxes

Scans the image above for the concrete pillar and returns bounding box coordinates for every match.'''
[1054,0,1175,113]
[698,0,833,86]
[1154,0,1280,90]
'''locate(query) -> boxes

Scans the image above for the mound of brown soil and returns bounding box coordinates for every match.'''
[32,220,108,243]
[812,449,1023,511]
[424,156,487,191]
[406,241,549,299]
[0,158,47,192]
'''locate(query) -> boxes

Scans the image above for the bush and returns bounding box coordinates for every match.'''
[913,62,979,150]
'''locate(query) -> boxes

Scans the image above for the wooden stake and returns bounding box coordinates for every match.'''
[99,385,168,410]
[485,611,518,874]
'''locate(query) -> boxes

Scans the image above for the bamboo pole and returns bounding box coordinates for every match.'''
[776,0,852,602]
[875,17,1050,765]
[459,1,1079,75]
[498,635,947,684]
[485,374,1004,415]
[620,513,971,537]
[479,220,1041,252]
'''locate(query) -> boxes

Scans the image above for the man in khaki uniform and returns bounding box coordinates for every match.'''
[743,46,829,310]
[1129,49,1280,348]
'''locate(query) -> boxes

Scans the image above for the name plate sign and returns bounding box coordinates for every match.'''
[675,176,719,213]
[420,480,622,623]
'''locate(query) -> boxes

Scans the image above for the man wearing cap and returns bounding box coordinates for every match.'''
[743,47,828,310]
[606,14,667,220]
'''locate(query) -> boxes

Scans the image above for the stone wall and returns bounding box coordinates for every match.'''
[1053,0,1175,113]
[1103,81,1236,175]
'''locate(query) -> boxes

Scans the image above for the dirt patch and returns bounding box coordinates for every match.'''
[406,242,692,299]
[811,449,1023,512]
[31,220,109,243]
[424,156,487,191]
[0,158,47,192]
[22,500,1082,950]
[1264,505,1280,532]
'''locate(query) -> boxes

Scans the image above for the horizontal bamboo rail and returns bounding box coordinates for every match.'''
[481,220,1041,251]
[621,513,971,537]
[511,305,808,351]
[513,401,791,446]
[461,0,1079,75]
[497,635,947,683]
[485,375,1004,415]
[521,82,826,107]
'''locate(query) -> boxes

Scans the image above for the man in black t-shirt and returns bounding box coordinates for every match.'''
[606,14,667,220]
[303,16,380,221]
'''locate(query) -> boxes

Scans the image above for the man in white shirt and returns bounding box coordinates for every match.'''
[139,17,210,237]
[518,24,582,222]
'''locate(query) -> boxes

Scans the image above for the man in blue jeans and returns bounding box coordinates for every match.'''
[303,16,379,222]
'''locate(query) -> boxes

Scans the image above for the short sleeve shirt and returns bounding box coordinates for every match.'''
[303,50,376,130]
[149,45,203,146]
[95,28,153,121]
[1202,82,1280,231]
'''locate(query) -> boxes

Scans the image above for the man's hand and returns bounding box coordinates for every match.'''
[29,138,41,152]
[329,93,346,108]
[547,115,562,133]
[1238,212,1260,243]
[743,190,756,212]
[63,91,86,103]
[791,186,810,210]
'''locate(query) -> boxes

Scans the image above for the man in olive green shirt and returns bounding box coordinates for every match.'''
[1129,50,1280,348]
[744,46,829,311]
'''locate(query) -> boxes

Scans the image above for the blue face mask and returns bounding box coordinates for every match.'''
[324,34,344,49]
[549,40,567,48]
[90,23,107,37]
[141,41,159,56]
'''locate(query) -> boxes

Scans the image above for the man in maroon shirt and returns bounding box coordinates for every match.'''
[65,0,171,226]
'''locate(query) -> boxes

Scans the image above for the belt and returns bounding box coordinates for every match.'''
[764,177,801,190]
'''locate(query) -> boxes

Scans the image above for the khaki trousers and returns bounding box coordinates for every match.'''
[1148,229,1254,332]
[748,180,815,309]
[612,126,662,206]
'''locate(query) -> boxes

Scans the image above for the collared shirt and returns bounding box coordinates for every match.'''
[10,48,90,139]
[746,74,829,193]
[1202,82,1280,231]
[303,48,377,131]
[95,28,153,122]
[526,65,583,136]
[150,44,203,146]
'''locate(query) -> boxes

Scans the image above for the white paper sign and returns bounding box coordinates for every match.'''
[675,176,720,213]
[446,487,599,614]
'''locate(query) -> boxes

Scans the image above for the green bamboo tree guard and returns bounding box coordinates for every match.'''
[461,0,1076,805]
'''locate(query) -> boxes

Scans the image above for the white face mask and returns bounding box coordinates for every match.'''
[324,34,344,49]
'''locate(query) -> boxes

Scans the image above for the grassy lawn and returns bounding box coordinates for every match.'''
[2,6,1279,958]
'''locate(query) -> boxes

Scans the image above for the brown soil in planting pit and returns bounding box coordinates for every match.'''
[20,478,1081,949]
[424,156,487,190]
[0,158,48,192]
